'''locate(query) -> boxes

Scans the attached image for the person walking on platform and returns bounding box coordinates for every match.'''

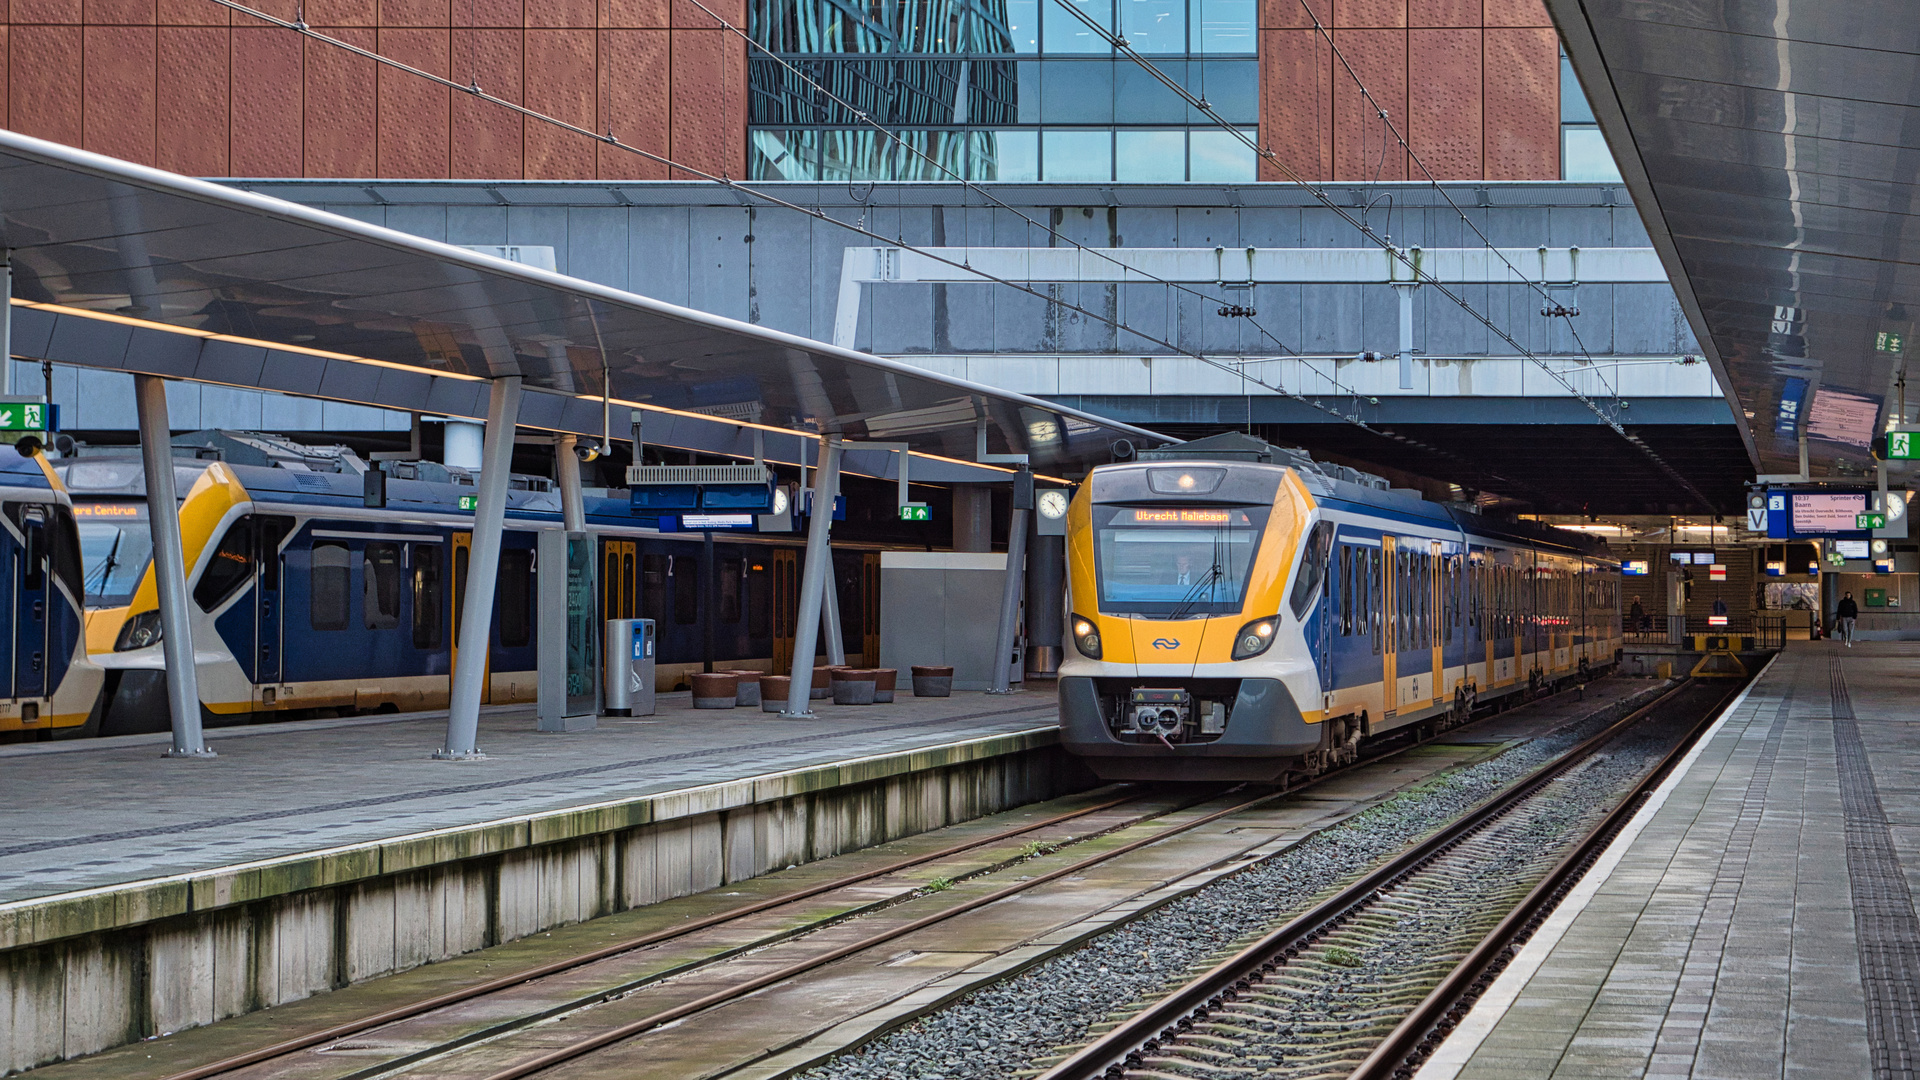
[1837,591,1859,647]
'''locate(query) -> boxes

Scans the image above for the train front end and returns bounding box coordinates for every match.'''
[1058,459,1331,781]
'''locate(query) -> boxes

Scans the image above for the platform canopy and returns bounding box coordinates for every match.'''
[0,130,1164,473]
[1553,0,1920,481]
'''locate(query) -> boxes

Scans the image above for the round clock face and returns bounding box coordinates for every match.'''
[1873,538,1889,555]
[772,486,790,515]
[1038,489,1070,519]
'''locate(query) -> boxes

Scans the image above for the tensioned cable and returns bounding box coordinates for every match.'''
[1040,0,1714,510]
[204,0,1557,501]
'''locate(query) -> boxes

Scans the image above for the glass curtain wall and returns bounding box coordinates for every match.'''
[748,0,1258,181]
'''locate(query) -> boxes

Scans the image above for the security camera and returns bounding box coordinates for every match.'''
[575,443,605,463]
[1111,439,1135,461]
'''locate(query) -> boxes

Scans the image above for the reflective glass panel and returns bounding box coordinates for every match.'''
[1044,0,1113,53]
[1190,0,1255,53]
[1041,60,1115,123]
[1119,0,1185,53]
[1116,130,1186,181]
[1190,128,1257,181]
[1007,0,1040,52]
[1562,126,1622,182]
[1560,55,1594,122]
[1114,59,1188,122]
[1188,60,1257,123]
[984,129,1041,180]
[1043,129,1113,180]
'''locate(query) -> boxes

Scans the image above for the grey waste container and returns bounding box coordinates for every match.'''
[603,618,656,716]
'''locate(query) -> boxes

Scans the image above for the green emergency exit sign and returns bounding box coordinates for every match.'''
[1859,512,1888,530]
[1878,331,1907,354]
[458,494,478,511]
[0,401,49,431]
[899,502,931,522]
[1891,431,1918,460]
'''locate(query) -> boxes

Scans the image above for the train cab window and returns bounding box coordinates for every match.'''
[1289,521,1334,619]
[49,505,83,606]
[748,561,771,637]
[672,554,698,625]
[194,519,254,612]
[363,543,403,630]
[310,542,351,631]
[498,549,532,647]
[412,544,442,648]
[642,554,668,627]
[721,557,743,623]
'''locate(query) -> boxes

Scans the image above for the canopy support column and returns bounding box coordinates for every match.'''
[784,435,839,718]
[819,457,845,666]
[555,433,586,532]
[439,375,522,760]
[136,374,213,757]
[986,506,1029,694]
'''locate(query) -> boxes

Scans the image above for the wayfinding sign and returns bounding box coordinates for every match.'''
[0,400,56,431]
[1891,431,1918,460]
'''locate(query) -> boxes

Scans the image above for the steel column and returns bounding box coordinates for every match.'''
[819,459,846,667]
[986,507,1029,694]
[784,436,840,717]
[1,253,10,396]
[136,375,212,757]
[439,376,522,760]
[555,433,586,532]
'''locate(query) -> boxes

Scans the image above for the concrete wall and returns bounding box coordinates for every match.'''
[0,728,1085,1074]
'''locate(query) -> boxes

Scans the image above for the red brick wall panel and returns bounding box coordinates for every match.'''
[450,26,521,177]
[377,27,449,176]
[1484,26,1555,178]
[157,25,230,174]
[1484,0,1549,25]
[85,0,153,25]
[381,0,447,28]
[82,24,157,164]
[598,28,666,178]
[304,26,375,175]
[465,0,521,27]
[1330,28,1406,180]
[1262,0,1329,30]
[1259,27,1330,181]
[667,28,742,179]
[11,25,83,145]
[1408,27,1478,178]
[602,0,667,29]
[672,0,738,30]
[158,0,227,25]
[524,27,596,178]
[0,28,9,129]
[1407,0,1474,26]
[230,25,301,174]
[12,0,81,23]
[1333,0,1401,27]
[305,0,375,25]
[526,0,592,27]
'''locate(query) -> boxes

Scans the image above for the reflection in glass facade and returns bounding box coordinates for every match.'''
[1560,51,1623,183]
[748,0,1258,181]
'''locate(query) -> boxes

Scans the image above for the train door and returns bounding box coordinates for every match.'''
[1430,540,1445,702]
[1380,535,1397,721]
[451,531,490,704]
[771,548,798,671]
[11,504,47,699]
[602,539,637,620]
[860,553,880,666]
[253,517,289,701]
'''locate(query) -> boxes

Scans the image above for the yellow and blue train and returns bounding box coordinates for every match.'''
[1059,444,1621,782]
[0,445,105,741]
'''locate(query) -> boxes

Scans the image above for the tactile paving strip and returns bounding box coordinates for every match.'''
[1832,656,1920,1080]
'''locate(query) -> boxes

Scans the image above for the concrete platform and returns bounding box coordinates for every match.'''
[1419,640,1920,1080]
[0,689,1074,1073]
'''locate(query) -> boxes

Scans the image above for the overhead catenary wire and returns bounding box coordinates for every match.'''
[1042,0,1715,510]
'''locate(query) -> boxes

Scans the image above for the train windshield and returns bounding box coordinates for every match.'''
[75,506,153,607]
[1092,504,1270,616]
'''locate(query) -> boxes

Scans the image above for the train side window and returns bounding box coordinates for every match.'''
[642,554,667,627]
[498,549,533,647]
[193,518,254,611]
[1338,546,1351,636]
[310,542,351,631]
[1369,549,1381,654]
[721,556,743,623]
[748,561,771,637]
[412,544,442,648]
[1289,521,1334,619]
[363,542,403,630]
[672,554,698,625]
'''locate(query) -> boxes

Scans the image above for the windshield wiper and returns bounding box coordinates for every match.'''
[86,531,122,597]
[1168,564,1222,620]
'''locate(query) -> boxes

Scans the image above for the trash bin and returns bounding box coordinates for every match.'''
[603,619,656,716]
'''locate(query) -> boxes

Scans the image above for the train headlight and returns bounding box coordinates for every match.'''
[1071,614,1102,659]
[1231,617,1278,660]
[116,610,163,651]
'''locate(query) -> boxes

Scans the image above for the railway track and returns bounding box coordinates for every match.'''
[110,678,1662,1080]
[1031,677,1738,1080]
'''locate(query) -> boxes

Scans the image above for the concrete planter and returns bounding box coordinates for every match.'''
[690,672,738,709]
[873,668,897,704]
[810,665,832,699]
[831,668,878,705]
[734,671,762,708]
[912,665,954,697]
[760,674,792,712]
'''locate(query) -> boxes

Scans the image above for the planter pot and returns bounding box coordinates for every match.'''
[760,675,792,712]
[873,668,897,704]
[911,665,954,697]
[831,669,878,705]
[690,672,738,709]
[811,665,832,699]
[733,671,763,708]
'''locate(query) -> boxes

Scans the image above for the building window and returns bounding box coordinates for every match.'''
[1561,51,1622,183]
[748,0,1257,181]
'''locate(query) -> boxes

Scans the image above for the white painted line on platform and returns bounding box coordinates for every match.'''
[1411,656,1778,1080]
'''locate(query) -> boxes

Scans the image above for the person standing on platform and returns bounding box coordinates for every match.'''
[1837,591,1859,647]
